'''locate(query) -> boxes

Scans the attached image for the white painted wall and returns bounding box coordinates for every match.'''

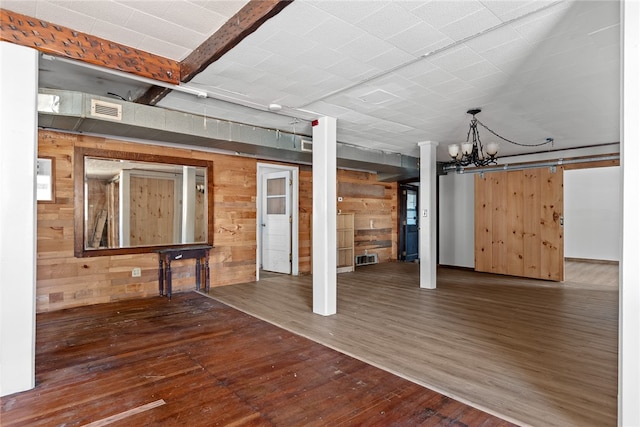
[564,167,621,261]
[620,1,640,423]
[438,172,474,268]
[0,42,38,396]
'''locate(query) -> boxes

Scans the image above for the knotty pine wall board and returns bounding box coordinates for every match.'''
[36,130,398,312]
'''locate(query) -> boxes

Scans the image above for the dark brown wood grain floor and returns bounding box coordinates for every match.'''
[0,292,514,426]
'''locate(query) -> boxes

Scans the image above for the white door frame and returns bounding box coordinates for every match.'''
[256,163,299,280]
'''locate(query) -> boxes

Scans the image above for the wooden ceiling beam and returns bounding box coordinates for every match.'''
[0,8,180,85]
[137,0,293,106]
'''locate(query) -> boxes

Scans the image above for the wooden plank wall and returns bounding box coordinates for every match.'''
[336,169,398,263]
[36,130,397,312]
[129,176,176,246]
[475,167,564,281]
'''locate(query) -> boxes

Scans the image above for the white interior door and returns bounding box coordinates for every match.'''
[262,170,291,273]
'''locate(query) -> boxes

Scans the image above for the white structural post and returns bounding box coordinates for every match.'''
[0,42,38,396]
[418,141,439,289]
[620,1,640,424]
[312,117,337,315]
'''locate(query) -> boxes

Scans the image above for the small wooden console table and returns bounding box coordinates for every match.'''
[156,245,212,299]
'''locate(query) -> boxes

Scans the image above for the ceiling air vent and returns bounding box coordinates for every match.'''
[90,99,122,120]
[301,139,313,152]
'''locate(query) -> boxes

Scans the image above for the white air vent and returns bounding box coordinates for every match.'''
[91,99,122,120]
[301,139,313,152]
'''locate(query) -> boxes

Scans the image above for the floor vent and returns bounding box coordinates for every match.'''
[355,253,378,266]
[91,99,122,120]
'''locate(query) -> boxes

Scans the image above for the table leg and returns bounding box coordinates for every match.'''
[205,256,210,293]
[158,257,164,296]
[167,259,172,300]
[196,258,202,291]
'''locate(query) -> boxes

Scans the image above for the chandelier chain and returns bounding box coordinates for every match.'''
[476,119,553,147]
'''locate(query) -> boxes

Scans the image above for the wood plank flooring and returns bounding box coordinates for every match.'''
[206,261,619,427]
[1,292,513,426]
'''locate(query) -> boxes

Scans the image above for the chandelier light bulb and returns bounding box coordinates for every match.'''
[486,141,499,156]
[448,144,460,158]
[461,142,473,155]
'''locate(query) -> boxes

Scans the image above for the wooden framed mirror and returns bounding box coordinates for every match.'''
[74,146,213,257]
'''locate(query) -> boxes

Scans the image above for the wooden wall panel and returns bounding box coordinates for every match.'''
[36,130,398,312]
[336,169,397,263]
[491,172,508,273]
[506,171,524,276]
[129,176,175,246]
[474,167,564,281]
[474,173,492,272]
[523,170,541,278]
[540,167,564,281]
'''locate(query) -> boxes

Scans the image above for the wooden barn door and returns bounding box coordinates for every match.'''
[475,167,564,281]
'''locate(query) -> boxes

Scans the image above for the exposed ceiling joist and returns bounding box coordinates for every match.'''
[0,8,180,84]
[137,0,293,106]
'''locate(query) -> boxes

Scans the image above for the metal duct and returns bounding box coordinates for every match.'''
[37,89,419,182]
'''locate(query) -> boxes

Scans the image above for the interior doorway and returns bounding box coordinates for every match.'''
[399,184,419,262]
[256,163,299,280]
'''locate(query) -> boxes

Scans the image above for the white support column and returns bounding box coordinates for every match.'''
[312,117,337,316]
[620,1,640,424]
[181,166,196,243]
[0,42,38,396]
[418,141,439,289]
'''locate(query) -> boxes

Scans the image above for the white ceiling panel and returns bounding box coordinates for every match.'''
[355,2,423,40]
[21,0,620,162]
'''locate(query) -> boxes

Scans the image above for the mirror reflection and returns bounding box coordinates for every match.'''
[84,157,207,250]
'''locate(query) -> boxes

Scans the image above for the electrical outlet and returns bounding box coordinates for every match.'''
[132,267,141,277]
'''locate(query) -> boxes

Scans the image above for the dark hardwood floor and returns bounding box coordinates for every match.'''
[1,291,514,426]
[210,261,619,427]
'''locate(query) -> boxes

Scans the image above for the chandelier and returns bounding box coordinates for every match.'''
[448,108,554,168]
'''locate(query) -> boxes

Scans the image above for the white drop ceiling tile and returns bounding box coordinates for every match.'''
[440,7,503,42]
[478,37,532,70]
[189,0,249,18]
[429,79,473,96]
[577,1,620,35]
[428,45,485,72]
[115,1,171,18]
[394,59,439,80]
[511,3,571,43]
[53,1,135,26]
[355,2,423,40]
[294,45,351,72]
[306,15,370,50]
[409,65,456,88]
[257,30,317,57]
[589,24,620,50]
[337,33,396,64]
[324,57,382,81]
[411,0,484,29]
[125,10,204,50]
[34,1,96,33]
[157,2,227,35]
[1,1,37,16]
[266,1,330,37]
[308,0,388,25]
[451,59,501,82]
[365,48,417,72]
[374,75,425,99]
[217,45,275,69]
[387,22,454,56]
[464,24,524,53]
[482,1,555,22]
